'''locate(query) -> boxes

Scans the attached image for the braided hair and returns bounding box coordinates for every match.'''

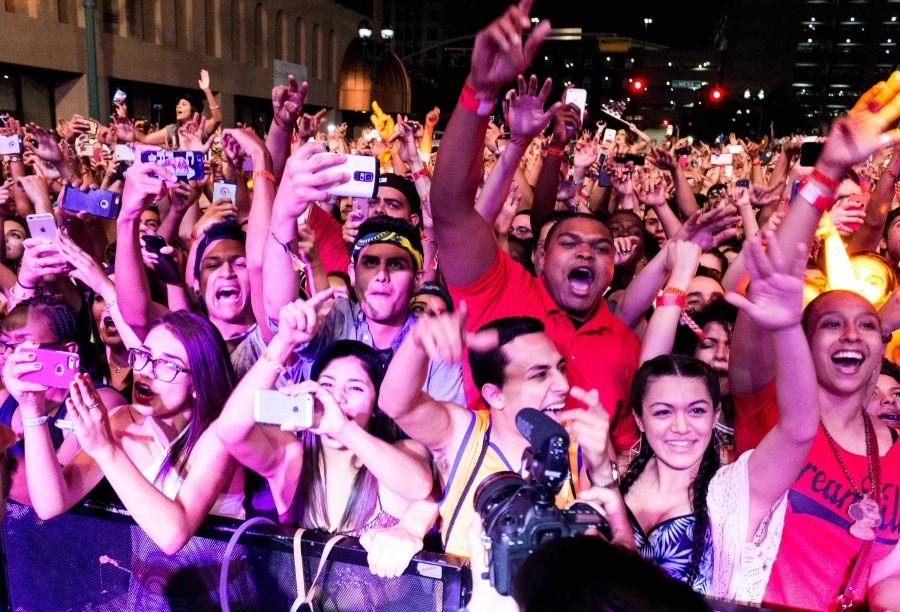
[620,354,722,586]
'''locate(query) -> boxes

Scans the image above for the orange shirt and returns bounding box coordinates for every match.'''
[448,247,641,454]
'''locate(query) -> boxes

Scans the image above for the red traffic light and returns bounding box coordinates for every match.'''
[710,86,724,102]
[630,78,645,93]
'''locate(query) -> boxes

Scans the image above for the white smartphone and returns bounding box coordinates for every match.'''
[0,135,23,156]
[564,88,587,119]
[726,144,743,154]
[602,128,617,144]
[253,389,314,428]
[310,153,379,199]
[213,179,237,206]
[114,143,135,163]
[710,153,733,166]
[26,213,57,242]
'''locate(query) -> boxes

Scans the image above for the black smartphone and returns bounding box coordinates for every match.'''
[736,179,750,188]
[799,141,824,167]
[626,153,646,166]
[61,186,122,220]
[141,235,181,284]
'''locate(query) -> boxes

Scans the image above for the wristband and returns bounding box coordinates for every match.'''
[798,179,836,213]
[22,416,50,427]
[810,168,840,191]
[458,81,495,117]
[546,146,565,157]
[410,166,429,181]
[260,348,286,374]
[752,160,761,167]
[593,462,619,489]
[17,279,36,290]
[655,287,687,309]
[101,299,118,316]
[253,169,276,184]
[209,104,220,110]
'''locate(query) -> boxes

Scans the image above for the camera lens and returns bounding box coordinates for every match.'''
[473,471,524,518]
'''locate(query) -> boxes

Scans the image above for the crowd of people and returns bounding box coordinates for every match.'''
[1,1,900,610]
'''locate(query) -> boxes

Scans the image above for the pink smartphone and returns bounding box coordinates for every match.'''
[20,349,80,388]
[350,197,369,221]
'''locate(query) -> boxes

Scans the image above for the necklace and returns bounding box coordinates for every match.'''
[821,413,882,541]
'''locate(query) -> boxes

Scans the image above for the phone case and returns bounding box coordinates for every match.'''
[311,153,379,199]
[213,180,237,205]
[20,349,80,388]
[350,197,369,221]
[62,186,122,220]
[26,213,57,242]
[0,135,23,155]
[253,390,314,428]
[140,150,205,180]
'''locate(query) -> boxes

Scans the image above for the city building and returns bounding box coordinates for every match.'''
[0,0,408,134]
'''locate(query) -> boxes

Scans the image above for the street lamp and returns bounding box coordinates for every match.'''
[380,26,394,40]
[83,0,100,118]
[643,17,653,31]
[358,20,373,39]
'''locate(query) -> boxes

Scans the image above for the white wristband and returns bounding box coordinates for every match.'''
[22,416,50,427]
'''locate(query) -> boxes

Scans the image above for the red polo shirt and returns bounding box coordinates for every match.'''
[448,247,641,454]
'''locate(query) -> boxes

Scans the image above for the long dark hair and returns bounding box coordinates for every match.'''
[148,310,236,481]
[290,340,398,534]
[619,354,722,586]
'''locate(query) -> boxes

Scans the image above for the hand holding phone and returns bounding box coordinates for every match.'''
[19,348,80,389]
[309,153,378,199]
[26,213,57,242]
[254,389,317,430]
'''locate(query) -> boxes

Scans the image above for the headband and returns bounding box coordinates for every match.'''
[352,230,423,270]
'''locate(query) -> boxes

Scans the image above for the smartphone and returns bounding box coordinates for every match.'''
[790,178,803,202]
[350,197,369,222]
[710,153,733,166]
[213,179,237,206]
[86,119,100,137]
[62,185,122,220]
[141,235,181,284]
[310,153,379,199]
[114,143,135,163]
[726,144,744,154]
[666,125,674,137]
[75,138,93,158]
[254,389,315,428]
[736,179,750,188]
[139,150,205,180]
[602,128,617,144]
[564,88,587,119]
[26,213,57,242]
[20,349,80,389]
[800,140,824,167]
[0,135,23,155]
[628,153,646,166]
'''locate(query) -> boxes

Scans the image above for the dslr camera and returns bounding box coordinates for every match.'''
[473,409,611,595]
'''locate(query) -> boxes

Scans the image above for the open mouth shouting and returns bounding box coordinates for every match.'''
[875,409,900,429]
[567,267,595,296]
[831,350,865,375]
[133,378,156,405]
[214,285,243,306]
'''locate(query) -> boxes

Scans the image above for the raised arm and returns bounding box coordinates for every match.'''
[649,146,700,217]
[530,103,580,230]
[849,144,900,253]
[475,75,558,223]
[114,162,174,338]
[197,70,222,135]
[726,233,819,532]
[265,75,307,183]
[431,1,550,286]
[263,144,348,321]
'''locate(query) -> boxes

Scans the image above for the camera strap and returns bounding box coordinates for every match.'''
[444,427,491,549]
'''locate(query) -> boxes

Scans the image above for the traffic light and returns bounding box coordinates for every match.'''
[630,78,646,94]
[709,86,724,103]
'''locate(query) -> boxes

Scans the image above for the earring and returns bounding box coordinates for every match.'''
[191,391,197,399]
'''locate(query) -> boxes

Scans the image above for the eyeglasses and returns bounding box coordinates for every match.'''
[127,348,191,382]
[510,226,533,238]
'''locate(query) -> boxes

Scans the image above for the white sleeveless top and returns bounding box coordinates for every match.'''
[139,425,246,519]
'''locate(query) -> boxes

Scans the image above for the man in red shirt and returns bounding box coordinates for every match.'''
[429,1,640,455]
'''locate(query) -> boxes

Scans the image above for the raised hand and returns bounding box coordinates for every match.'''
[63,114,91,144]
[18,237,69,287]
[817,71,900,181]
[828,195,867,235]
[502,74,559,142]
[272,74,307,129]
[573,138,599,170]
[198,68,211,91]
[634,168,667,208]
[649,146,677,173]
[2,342,49,411]
[274,289,335,349]
[297,109,327,141]
[178,113,211,152]
[65,373,117,459]
[425,106,441,129]
[673,206,740,250]
[726,184,751,210]
[120,162,175,222]
[557,387,611,486]
[24,123,62,163]
[275,143,349,219]
[412,302,498,364]
[112,115,135,143]
[664,240,702,283]
[388,115,420,166]
[468,0,550,94]
[613,235,641,267]
[56,231,115,299]
[749,183,782,207]
[192,199,236,240]
[725,231,806,330]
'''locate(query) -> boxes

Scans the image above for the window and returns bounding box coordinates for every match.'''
[329,29,337,83]
[294,18,306,64]
[275,11,287,60]
[312,23,322,79]
[253,2,266,66]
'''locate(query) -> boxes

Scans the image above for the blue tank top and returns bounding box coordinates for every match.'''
[0,392,69,457]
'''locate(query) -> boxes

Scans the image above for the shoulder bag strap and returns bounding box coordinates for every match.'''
[444,425,492,548]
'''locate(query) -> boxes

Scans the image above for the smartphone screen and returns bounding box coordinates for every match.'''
[799,141,824,167]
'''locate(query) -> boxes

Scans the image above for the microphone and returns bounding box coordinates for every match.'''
[516,408,569,451]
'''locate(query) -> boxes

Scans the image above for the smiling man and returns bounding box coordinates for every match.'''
[429,5,640,454]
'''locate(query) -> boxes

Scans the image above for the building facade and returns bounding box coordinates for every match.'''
[0,0,366,132]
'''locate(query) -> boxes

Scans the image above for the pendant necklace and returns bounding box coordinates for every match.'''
[821,413,882,541]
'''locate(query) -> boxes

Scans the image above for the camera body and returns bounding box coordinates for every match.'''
[474,409,611,596]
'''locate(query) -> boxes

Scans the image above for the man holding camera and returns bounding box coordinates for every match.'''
[379,306,617,557]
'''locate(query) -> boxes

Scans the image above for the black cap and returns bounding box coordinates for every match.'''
[193,221,246,279]
[378,174,421,217]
